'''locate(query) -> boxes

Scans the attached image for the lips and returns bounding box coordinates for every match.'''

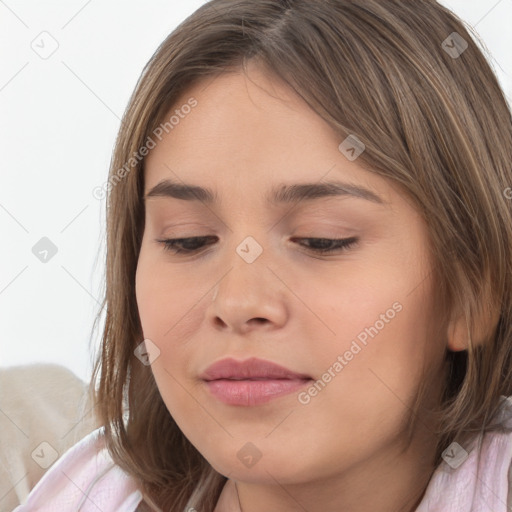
[200,357,312,381]
[200,357,313,406]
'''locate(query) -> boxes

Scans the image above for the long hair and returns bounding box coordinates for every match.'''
[89,1,512,510]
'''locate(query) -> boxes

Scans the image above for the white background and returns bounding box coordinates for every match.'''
[1,0,511,383]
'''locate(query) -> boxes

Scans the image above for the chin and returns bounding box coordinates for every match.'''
[204,448,314,485]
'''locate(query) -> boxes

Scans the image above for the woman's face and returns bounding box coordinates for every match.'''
[135,61,445,486]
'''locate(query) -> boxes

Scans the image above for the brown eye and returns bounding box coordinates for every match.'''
[291,237,359,254]
[157,236,217,254]
[156,236,358,256]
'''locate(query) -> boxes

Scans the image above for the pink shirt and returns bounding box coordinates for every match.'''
[13,396,512,511]
[12,428,144,511]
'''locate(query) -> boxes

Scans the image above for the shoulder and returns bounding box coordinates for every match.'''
[509,459,512,511]
[0,364,100,509]
[416,395,512,512]
[12,426,144,512]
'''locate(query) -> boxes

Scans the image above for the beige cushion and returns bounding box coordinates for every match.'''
[0,364,99,511]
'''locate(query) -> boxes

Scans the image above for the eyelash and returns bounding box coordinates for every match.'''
[156,236,359,255]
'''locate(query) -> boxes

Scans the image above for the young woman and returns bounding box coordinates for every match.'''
[14,1,512,511]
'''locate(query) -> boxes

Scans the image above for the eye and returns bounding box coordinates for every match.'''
[157,236,218,254]
[291,237,359,254]
[156,236,358,255]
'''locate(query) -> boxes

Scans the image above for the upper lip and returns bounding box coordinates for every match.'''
[200,357,312,381]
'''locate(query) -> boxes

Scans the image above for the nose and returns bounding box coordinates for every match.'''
[207,242,288,334]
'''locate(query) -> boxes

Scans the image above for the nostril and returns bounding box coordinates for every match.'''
[213,317,227,328]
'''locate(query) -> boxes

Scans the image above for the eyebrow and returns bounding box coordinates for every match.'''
[144,179,384,205]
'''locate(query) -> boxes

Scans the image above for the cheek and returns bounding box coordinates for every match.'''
[135,256,168,340]
[135,246,201,342]
[135,248,208,410]
[302,256,439,404]
[135,254,203,422]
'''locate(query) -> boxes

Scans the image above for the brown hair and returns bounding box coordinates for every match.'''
[89,0,512,510]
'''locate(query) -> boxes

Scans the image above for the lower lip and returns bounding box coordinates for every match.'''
[204,378,312,406]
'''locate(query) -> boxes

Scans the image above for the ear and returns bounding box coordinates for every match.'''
[446,311,469,352]
[446,295,500,352]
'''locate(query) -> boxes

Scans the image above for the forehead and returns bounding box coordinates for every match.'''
[143,62,393,206]
[147,63,339,154]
